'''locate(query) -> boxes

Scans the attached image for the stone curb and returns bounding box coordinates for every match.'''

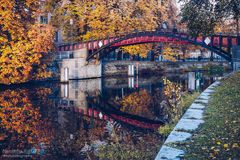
[155,81,221,160]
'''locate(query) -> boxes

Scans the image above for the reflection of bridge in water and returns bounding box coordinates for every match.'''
[58,73,219,129]
[58,106,162,130]
[59,78,164,130]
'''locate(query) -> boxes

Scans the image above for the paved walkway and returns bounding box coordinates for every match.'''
[155,81,220,160]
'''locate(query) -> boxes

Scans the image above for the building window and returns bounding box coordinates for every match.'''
[40,16,48,24]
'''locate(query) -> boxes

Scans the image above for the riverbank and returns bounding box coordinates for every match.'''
[182,71,240,159]
[155,71,240,159]
[0,61,230,85]
[159,92,200,137]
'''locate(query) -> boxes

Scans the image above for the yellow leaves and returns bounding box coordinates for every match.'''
[162,46,178,62]
[163,78,181,101]
[55,0,174,43]
[216,141,221,145]
[17,128,22,134]
[209,145,220,159]
[121,44,153,58]
[0,0,55,84]
[50,0,178,59]
[0,35,8,44]
[121,90,153,117]
[223,143,229,149]
[232,143,239,148]
[33,64,52,80]
[214,21,237,33]
[0,89,54,146]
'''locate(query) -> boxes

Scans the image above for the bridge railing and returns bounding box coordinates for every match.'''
[57,29,239,48]
[57,29,240,62]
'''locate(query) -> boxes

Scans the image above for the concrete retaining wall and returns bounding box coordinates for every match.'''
[60,58,101,80]
[60,47,102,81]
[103,61,230,77]
[103,61,165,76]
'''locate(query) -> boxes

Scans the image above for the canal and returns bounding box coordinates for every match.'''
[0,71,225,159]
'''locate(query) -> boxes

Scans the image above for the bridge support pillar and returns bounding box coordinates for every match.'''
[60,67,69,83]
[128,77,135,88]
[232,46,240,71]
[128,65,135,76]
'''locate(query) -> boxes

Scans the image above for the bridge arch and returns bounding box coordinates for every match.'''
[86,30,239,61]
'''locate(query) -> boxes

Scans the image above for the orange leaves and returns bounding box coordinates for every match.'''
[52,0,175,41]
[162,46,178,62]
[121,90,154,117]
[0,90,39,134]
[121,44,154,58]
[33,64,52,80]
[0,89,54,147]
[0,0,55,84]
[163,78,182,107]
[28,24,55,53]
[0,133,7,141]
[49,0,177,58]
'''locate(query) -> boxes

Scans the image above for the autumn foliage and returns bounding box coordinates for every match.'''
[0,89,53,149]
[0,0,179,84]
[48,0,177,58]
[121,90,154,117]
[0,0,55,84]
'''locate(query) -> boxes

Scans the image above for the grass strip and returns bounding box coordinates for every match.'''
[180,72,240,159]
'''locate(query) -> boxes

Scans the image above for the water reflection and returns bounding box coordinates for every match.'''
[0,72,223,159]
[0,89,54,159]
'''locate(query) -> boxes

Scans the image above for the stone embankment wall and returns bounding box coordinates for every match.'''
[102,61,230,77]
[102,61,164,76]
[59,48,101,82]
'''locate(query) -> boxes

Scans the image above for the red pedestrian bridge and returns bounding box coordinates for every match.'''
[58,30,240,61]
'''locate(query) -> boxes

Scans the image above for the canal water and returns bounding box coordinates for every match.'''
[0,72,224,159]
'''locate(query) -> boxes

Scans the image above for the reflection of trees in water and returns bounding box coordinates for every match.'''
[158,78,182,122]
[112,78,182,123]
[47,111,107,159]
[0,79,183,159]
[95,78,183,159]
[121,90,155,118]
[0,89,54,152]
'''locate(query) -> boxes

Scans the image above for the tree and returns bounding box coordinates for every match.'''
[180,0,217,36]
[47,0,177,57]
[180,0,240,35]
[121,44,154,58]
[215,0,240,33]
[0,0,55,84]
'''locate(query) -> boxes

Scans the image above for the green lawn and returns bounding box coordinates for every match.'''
[182,72,240,159]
